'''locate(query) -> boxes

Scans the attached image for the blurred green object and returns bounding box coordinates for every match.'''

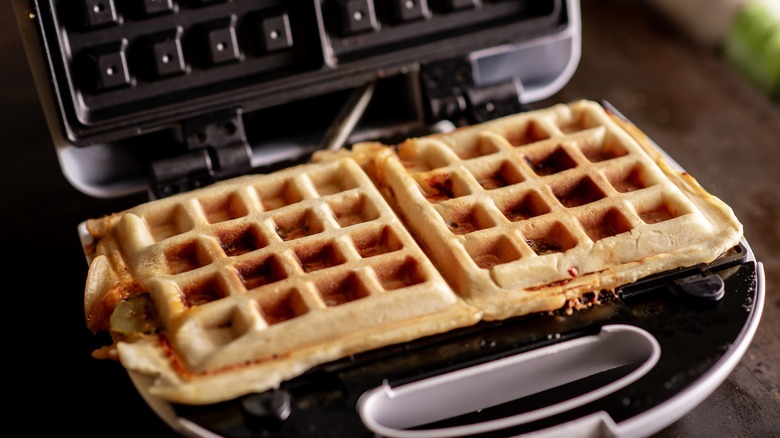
[725,0,780,100]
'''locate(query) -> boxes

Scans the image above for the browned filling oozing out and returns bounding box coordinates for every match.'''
[557,289,618,314]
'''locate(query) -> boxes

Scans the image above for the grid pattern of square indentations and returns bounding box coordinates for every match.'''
[217,220,433,334]
[400,104,700,270]
[121,159,442,350]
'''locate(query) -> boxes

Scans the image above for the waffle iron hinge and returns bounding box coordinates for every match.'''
[420,56,528,126]
[149,108,252,199]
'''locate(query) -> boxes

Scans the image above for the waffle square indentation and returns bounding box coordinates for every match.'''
[579,134,628,163]
[525,147,578,176]
[351,226,403,258]
[316,272,370,306]
[399,142,451,173]
[636,197,688,224]
[293,242,346,273]
[467,235,523,269]
[501,120,550,147]
[181,277,228,308]
[553,177,607,207]
[604,164,655,193]
[145,205,192,241]
[328,194,380,228]
[418,172,471,203]
[473,160,525,190]
[440,203,496,235]
[579,208,635,242]
[309,165,360,196]
[274,209,323,241]
[558,110,601,134]
[165,240,210,274]
[216,224,267,257]
[523,221,577,255]
[453,134,502,160]
[236,255,288,290]
[374,257,426,290]
[203,310,250,345]
[499,191,551,222]
[256,288,308,325]
[256,179,303,211]
[199,192,249,224]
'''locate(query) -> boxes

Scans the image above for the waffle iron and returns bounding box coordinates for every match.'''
[13,0,765,436]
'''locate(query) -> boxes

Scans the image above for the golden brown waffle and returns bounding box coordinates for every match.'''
[82,156,481,405]
[357,99,743,320]
[83,99,743,406]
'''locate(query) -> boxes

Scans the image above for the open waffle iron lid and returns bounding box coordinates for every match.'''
[13,0,581,200]
[14,0,765,437]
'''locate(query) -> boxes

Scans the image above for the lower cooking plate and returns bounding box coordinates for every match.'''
[137,240,763,438]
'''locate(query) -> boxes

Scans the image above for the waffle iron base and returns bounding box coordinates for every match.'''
[133,239,763,438]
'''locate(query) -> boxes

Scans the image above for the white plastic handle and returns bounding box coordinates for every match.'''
[358,324,660,438]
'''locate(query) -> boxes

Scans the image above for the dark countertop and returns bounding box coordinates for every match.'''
[1,0,777,436]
